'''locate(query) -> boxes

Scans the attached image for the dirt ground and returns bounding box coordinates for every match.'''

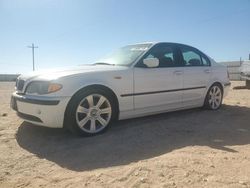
[0,81,250,188]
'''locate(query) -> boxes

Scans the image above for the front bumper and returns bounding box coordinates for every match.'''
[11,92,71,128]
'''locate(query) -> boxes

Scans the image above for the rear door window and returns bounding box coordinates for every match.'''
[179,46,210,66]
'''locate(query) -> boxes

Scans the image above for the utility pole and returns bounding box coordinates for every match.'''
[27,43,38,71]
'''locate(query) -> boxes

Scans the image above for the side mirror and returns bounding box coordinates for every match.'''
[143,58,159,68]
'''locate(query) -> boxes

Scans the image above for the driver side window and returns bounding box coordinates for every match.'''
[137,44,178,68]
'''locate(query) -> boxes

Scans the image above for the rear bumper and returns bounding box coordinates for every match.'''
[11,92,71,128]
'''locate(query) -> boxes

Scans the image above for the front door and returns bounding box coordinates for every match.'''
[133,43,183,111]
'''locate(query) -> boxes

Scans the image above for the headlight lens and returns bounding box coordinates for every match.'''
[26,81,62,95]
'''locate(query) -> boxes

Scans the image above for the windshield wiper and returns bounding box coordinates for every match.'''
[93,62,115,66]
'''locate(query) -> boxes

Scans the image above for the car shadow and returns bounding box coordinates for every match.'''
[233,85,250,90]
[16,104,250,171]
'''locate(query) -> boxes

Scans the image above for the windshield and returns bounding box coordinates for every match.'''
[95,43,152,66]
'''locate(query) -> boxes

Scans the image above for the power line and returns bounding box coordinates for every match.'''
[27,43,38,71]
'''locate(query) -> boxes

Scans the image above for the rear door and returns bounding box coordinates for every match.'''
[178,45,211,107]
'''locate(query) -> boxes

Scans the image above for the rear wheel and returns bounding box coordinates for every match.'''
[204,84,223,110]
[65,88,117,136]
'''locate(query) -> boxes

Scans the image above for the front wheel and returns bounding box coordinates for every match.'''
[64,88,117,136]
[204,84,223,110]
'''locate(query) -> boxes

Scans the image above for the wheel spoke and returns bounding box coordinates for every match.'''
[79,117,90,127]
[212,101,216,109]
[96,96,106,108]
[214,86,218,94]
[97,116,107,126]
[90,119,96,131]
[211,87,215,94]
[77,106,89,114]
[100,107,111,114]
[215,95,221,100]
[86,95,94,107]
[215,93,221,97]
[214,99,219,106]
[215,89,220,95]
[209,98,212,104]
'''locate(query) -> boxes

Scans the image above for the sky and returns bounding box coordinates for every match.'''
[0,0,250,74]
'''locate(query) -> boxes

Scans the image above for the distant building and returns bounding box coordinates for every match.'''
[0,74,20,81]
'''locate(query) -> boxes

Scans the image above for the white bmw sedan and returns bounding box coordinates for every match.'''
[11,42,231,136]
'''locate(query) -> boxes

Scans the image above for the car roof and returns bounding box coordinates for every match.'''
[132,42,196,48]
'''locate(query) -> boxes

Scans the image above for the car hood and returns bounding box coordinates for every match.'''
[18,65,128,81]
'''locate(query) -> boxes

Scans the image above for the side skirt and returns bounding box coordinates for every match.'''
[118,104,203,120]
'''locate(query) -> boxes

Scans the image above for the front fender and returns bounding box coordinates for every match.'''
[56,70,134,113]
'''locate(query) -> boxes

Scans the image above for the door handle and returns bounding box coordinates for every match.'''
[204,69,211,73]
[174,70,183,75]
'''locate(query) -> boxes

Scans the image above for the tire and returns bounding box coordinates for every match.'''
[204,83,223,110]
[64,88,118,136]
[246,80,250,89]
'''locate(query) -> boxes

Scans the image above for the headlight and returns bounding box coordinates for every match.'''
[25,81,62,95]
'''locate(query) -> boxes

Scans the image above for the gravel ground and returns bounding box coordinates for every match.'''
[0,81,250,188]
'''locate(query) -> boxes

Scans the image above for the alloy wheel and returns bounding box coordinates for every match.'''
[208,85,222,109]
[75,94,112,133]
